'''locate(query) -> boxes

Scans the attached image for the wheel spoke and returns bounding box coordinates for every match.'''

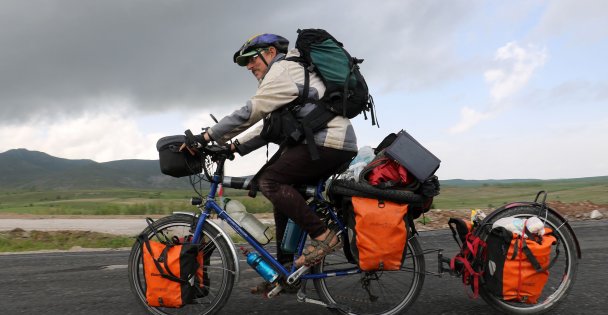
[313,237,425,314]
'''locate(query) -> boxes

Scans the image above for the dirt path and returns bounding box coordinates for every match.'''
[0,201,605,235]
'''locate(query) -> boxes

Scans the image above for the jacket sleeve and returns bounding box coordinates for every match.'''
[232,124,266,155]
[207,61,299,152]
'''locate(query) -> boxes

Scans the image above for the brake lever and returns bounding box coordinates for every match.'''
[184,129,205,149]
[184,129,196,146]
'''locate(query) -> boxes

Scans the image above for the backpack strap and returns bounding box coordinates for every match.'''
[299,68,320,161]
[285,56,337,161]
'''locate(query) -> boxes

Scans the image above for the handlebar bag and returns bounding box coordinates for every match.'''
[139,235,201,308]
[483,226,557,304]
[156,135,203,178]
[350,196,408,271]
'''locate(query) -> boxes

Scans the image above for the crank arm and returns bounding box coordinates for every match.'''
[296,279,353,314]
[287,265,310,285]
[266,283,283,299]
[298,297,353,314]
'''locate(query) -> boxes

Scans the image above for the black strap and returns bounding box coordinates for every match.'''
[342,64,353,117]
[511,238,519,260]
[515,232,560,273]
[546,236,560,271]
[298,69,322,160]
[520,238,543,272]
[257,48,269,67]
[523,232,559,272]
[368,95,378,127]
[407,213,418,236]
[140,234,186,284]
[248,142,288,197]
[448,218,466,248]
[284,56,337,160]
[301,66,310,106]
[145,218,166,243]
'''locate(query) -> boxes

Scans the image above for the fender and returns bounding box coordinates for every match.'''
[482,202,582,259]
[173,212,241,283]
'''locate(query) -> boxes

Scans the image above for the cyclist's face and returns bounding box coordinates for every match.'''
[246,48,275,80]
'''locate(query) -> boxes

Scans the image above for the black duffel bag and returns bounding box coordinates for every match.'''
[156,135,202,177]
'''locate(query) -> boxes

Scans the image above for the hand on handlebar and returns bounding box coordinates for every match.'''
[180,129,208,156]
[180,129,236,160]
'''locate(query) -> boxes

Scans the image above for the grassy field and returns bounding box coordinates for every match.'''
[436,180,608,209]
[1,178,606,216]
[0,188,271,216]
[1,178,606,252]
[0,229,134,252]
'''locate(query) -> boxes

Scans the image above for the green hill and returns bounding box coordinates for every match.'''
[436,176,608,209]
[0,149,606,215]
[0,148,192,190]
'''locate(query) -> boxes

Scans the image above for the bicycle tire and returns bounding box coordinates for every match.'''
[313,234,426,315]
[127,214,236,315]
[475,205,579,314]
[328,179,424,205]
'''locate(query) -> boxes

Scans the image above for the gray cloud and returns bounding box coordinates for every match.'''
[530,0,608,44]
[0,0,481,123]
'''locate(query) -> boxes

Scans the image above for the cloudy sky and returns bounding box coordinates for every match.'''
[1,0,606,180]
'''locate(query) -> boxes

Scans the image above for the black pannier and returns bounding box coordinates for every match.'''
[156,135,202,178]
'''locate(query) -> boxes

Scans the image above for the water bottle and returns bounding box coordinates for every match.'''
[223,198,273,245]
[242,248,279,283]
[281,219,304,253]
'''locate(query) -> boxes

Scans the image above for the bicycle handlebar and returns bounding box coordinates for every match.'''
[222,175,319,198]
[222,176,253,190]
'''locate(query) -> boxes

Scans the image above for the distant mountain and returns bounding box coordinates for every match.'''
[441,176,608,187]
[1,148,606,191]
[0,149,193,190]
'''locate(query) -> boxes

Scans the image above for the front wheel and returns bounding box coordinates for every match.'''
[127,214,236,315]
[313,235,426,315]
[476,206,579,314]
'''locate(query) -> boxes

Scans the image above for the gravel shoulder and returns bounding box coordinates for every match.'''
[1,201,606,235]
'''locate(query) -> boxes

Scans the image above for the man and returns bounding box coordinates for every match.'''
[195,33,357,269]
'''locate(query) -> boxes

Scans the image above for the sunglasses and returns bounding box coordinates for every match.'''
[246,49,269,65]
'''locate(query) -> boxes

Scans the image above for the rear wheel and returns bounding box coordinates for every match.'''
[476,206,579,314]
[127,214,236,315]
[313,235,425,315]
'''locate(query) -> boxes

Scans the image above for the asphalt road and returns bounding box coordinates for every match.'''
[0,220,606,314]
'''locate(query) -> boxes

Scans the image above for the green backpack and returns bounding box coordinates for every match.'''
[291,28,375,120]
[261,29,377,160]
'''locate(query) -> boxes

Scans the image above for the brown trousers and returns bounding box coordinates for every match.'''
[257,144,355,264]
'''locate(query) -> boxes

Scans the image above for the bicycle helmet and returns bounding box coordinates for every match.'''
[233,33,289,66]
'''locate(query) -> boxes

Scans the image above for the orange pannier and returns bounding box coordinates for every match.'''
[140,235,201,308]
[351,196,409,271]
[484,226,557,304]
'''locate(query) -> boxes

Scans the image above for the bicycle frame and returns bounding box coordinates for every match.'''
[190,156,360,281]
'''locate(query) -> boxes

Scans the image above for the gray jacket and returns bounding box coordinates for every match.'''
[208,48,358,155]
